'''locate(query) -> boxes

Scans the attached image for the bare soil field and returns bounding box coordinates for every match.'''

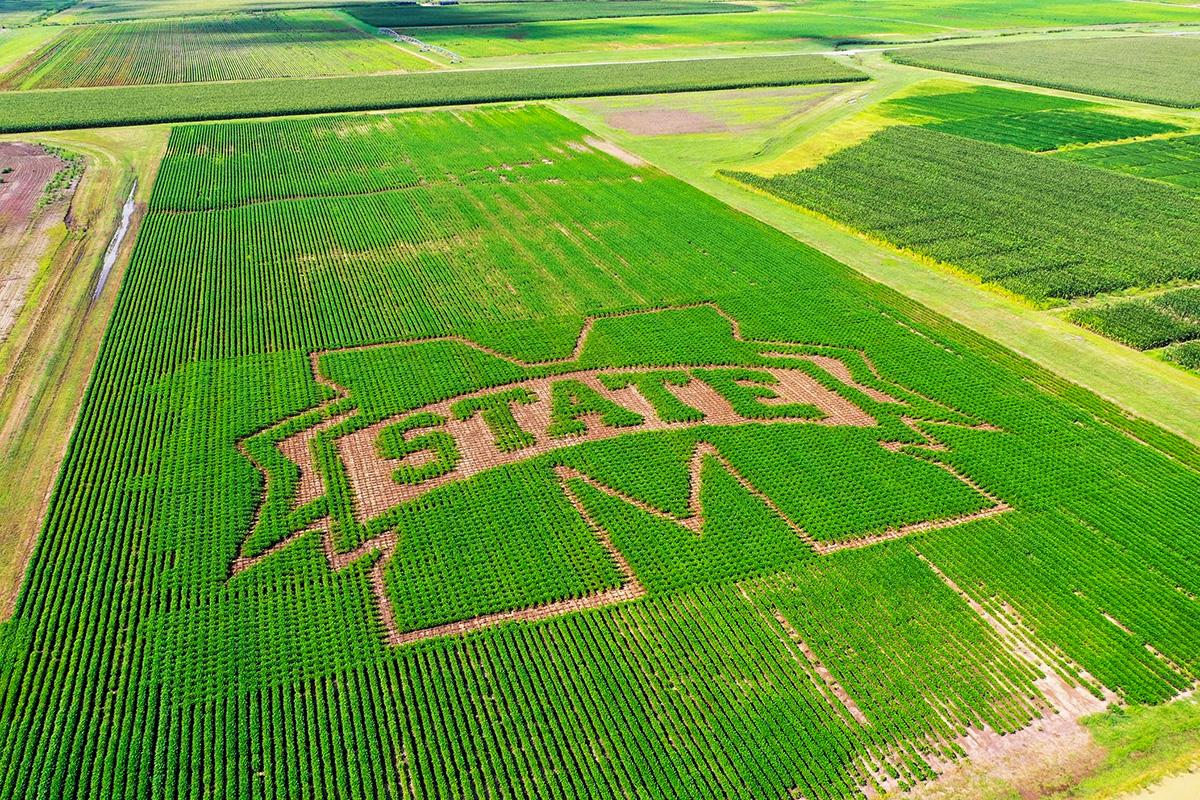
[0,142,69,341]
[0,143,63,222]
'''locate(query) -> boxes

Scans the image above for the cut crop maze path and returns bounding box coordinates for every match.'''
[231,302,1009,647]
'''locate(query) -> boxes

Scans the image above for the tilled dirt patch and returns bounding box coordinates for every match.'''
[606,108,728,135]
[0,142,64,227]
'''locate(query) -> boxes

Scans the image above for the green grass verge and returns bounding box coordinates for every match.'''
[1068,700,1200,798]
[0,53,866,133]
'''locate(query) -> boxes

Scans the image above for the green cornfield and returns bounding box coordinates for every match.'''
[2,103,1198,800]
[890,36,1200,108]
[1057,132,1200,189]
[730,125,1200,300]
[0,52,866,132]
[1070,287,1200,353]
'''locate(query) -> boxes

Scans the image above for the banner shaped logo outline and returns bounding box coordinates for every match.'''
[230,303,1009,646]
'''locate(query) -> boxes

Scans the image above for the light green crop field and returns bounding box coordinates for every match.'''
[786,0,1200,29]
[45,0,1200,26]
[407,11,936,59]
[0,0,70,25]
[891,36,1200,108]
[406,0,1200,60]
[731,124,1200,301]
[0,26,62,72]
[45,0,382,23]
[3,100,1200,800]
[0,10,432,90]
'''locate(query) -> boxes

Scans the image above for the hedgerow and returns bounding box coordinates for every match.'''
[0,53,866,133]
